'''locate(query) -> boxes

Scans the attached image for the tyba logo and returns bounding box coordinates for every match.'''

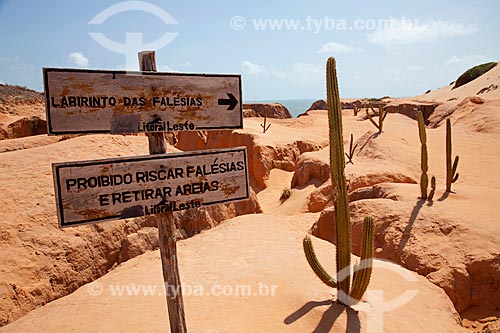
[88,1,179,70]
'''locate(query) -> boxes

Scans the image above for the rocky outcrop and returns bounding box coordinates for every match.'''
[0,116,47,140]
[426,97,498,130]
[302,172,416,213]
[477,84,498,95]
[242,108,260,118]
[290,150,329,188]
[0,85,46,140]
[306,99,327,112]
[306,182,333,212]
[458,96,485,107]
[174,187,261,239]
[176,130,322,189]
[384,102,439,124]
[304,99,389,115]
[242,103,292,119]
[344,99,387,109]
[0,85,44,115]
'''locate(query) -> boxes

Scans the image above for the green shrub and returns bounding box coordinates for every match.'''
[453,62,497,89]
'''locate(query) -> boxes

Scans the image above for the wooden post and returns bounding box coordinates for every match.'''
[138,50,187,333]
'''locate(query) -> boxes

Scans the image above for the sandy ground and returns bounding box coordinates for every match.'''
[1,207,464,333]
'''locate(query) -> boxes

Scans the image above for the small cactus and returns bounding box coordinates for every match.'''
[303,57,374,306]
[417,111,428,200]
[261,111,271,133]
[345,133,357,165]
[366,105,387,133]
[428,176,436,201]
[446,119,459,192]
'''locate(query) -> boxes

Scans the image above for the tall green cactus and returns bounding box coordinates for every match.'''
[326,57,351,304]
[417,112,428,200]
[302,57,375,306]
[446,119,459,192]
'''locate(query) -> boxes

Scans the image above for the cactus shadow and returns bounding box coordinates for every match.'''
[346,307,361,333]
[398,199,425,251]
[284,300,361,333]
[356,131,379,155]
[437,191,450,202]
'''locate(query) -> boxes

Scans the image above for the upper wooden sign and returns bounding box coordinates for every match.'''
[43,68,242,135]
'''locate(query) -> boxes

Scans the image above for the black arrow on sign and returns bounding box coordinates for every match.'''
[218,93,238,111]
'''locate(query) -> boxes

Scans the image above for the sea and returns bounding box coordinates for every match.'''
[246,99,319,118]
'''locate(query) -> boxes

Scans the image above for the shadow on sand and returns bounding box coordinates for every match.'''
[398,199,424,252]
[437,190,450,202]
[356,131,380,155]
[284,300,360,333]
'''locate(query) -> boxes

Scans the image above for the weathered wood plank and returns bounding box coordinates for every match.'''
[140,50,187,333]
[52,147,249,227]
[43,68,242,134]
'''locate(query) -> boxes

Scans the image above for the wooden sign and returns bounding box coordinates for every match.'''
[52,147,249,227]
[43,68,242,135]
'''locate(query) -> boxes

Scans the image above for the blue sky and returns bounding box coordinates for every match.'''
[0,0,498,100]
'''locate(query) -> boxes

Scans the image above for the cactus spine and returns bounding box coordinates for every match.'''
[446,119,459,192]
[302,57,374,306]
[417,112,428,200]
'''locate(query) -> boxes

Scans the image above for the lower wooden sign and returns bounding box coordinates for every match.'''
[52,147,249,227]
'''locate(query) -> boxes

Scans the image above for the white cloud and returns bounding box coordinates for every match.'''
[242,60,269,76]
[272,62,322,82]
[158,61,192,72]
[445,54,491,68]
[68,52,89,67]
[159,64,176,72]
[405,65,425,72]
[0,79,4,85]
[242,60,322,86]
[367,18,477,47]
[317,42,361,54]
